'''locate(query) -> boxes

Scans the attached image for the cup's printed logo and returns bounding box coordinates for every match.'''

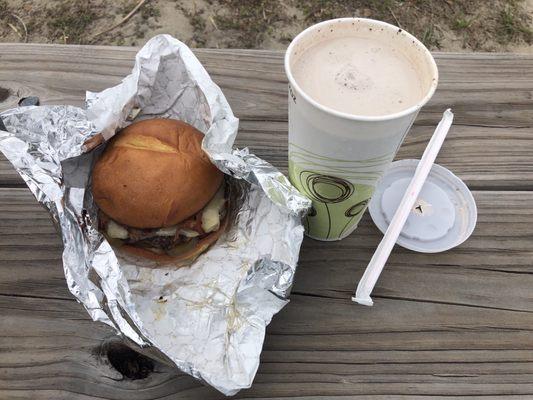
[289,143,392,240]
[297,171,370,238]
[303,173,353,203]
[288,84,296,104]
[345,199,369,217]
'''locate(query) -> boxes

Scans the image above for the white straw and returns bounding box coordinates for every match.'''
[352,109,454,306]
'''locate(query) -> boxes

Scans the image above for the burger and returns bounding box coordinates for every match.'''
[91,118,228,265]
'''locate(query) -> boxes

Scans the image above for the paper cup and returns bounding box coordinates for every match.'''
[285,18,438,241]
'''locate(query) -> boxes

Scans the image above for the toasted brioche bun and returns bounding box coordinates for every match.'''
[92,118,223,229]
[117,213,229,266]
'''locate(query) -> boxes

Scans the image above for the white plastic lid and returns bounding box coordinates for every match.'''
[369,159,477,253]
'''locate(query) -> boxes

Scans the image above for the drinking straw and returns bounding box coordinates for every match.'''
[353,109,454,306]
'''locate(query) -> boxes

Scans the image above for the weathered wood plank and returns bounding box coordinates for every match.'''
[4,294,533,399]
[3,188,533,299]
[2,187,533,398]
[1,44,533,188]
[3,120,533,189]
[1,45,533,124]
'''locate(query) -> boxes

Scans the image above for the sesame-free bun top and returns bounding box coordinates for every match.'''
[92,118,223,229]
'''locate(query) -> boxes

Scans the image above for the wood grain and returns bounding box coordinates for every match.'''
[1,44,533,399]
[2,187,533,398]
[1,45,533,188]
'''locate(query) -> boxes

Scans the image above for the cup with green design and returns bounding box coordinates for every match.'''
[285,18,438,240]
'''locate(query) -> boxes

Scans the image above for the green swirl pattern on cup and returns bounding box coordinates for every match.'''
[289,143,393,240]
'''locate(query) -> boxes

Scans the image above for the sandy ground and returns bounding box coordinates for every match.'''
[0,0,531,52]
[512,0,533,52]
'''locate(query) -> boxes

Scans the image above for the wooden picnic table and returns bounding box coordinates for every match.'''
[1,43,533,399]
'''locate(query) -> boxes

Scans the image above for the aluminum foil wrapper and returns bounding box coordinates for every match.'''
[0,35,310,395]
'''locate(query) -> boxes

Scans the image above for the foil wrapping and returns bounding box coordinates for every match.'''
[0,35,310,395]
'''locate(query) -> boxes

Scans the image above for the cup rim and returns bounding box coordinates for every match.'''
[284,17,439,122]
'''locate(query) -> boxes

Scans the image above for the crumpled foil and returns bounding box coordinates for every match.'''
[0,35,310,395]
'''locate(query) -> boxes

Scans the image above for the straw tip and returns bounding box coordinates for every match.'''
[351,295,374,306]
